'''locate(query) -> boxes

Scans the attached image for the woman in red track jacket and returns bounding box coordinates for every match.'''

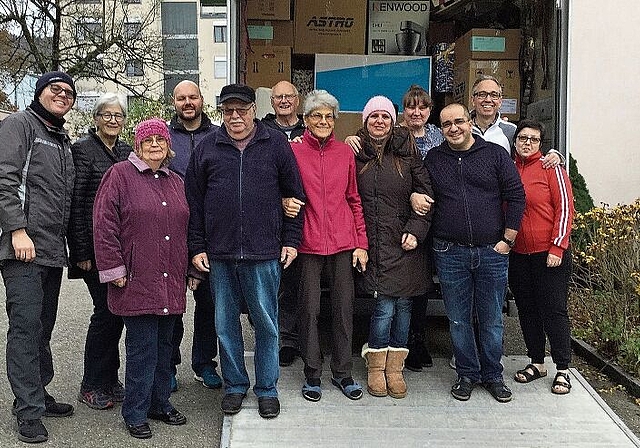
[509,119,575,395]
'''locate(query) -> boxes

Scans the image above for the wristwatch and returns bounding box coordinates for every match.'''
[501,236,515,248]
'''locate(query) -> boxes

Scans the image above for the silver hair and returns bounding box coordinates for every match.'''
[92,92,128,117]
[303,89,340,117]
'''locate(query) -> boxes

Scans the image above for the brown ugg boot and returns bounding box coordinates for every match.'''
[386,347,409,399]
[361,344,388,397]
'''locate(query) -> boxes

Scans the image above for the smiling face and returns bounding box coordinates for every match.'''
[138,134,169,169]
[440,104,474,151]
[304,106,335,141]
[471,79,503,122]
[403,100,431,132]
[173,81,204,124]
[515,127,542,159]
[39,82,74,118]
[270,81,299,120]
[95,104,125,141]
[366,111,393,139]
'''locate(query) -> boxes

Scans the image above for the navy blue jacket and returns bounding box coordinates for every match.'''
[168,113,219,179]
[185,120,304,261]
[425,136,525,246]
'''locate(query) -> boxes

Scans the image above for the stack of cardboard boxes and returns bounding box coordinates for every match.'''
[452,28,522,120]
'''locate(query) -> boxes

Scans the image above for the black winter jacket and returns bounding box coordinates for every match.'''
[67,129,131,277]
[354,126,433,298]
[261,113,305,140]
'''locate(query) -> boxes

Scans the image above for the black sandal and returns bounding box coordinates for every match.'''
[551,371,572,395]
[514,364,547,383]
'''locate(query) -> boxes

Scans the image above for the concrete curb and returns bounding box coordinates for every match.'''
[571,337,640,397]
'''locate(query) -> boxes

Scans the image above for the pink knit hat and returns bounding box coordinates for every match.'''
[362,95,396,124]
[134,118,171,150]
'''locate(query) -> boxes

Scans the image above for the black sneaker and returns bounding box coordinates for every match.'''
[257,396,280,419]
[484,380,513,403]
[451,376,475,401]
[44,394,74,417]
[221,393,245,415]
[17,417,48,443]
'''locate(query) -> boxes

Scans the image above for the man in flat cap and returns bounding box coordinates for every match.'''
[0,71,77,443]
[186,83,304,419]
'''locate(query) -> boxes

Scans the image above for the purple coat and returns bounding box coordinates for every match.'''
[93,153,189,316]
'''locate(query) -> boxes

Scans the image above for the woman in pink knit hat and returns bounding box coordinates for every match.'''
[355,96,433,399]
[93,118,201,439]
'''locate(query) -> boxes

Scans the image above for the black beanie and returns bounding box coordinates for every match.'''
[34,71,76,101]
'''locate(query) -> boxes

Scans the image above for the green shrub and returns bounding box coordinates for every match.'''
[569,153,595,213]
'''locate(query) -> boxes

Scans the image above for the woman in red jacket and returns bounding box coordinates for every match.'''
[291,90,369,402]
[509,119,575,395]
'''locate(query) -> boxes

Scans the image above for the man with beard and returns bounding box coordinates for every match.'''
[168,80,222,391]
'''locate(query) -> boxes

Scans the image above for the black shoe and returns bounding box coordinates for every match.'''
[484,380,513,403]
[127,422,152,439]
[17,418,48,443]
[148,408,187,425]
[451,376,475,401]
[404,347,423,372]
[221,393,245,415]
[279,346,298,367]
[43,394,74,417]
[257,396,280,419]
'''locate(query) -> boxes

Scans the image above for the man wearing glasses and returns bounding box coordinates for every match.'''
[425,103,525,404]
[0,71,77,443]
[470,75,562,168]
[185,84,304,419]
[262,81,305,141]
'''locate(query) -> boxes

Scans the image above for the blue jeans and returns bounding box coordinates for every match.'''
[212,259,280,398]
[368,295,412,349]
[433,239,508,383]
[122,314,177,426]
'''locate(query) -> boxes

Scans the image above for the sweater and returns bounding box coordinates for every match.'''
[291,129,368,255]
[513,150,574,258]
[425,136,525,246]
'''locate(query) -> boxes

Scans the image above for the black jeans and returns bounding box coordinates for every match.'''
[1,261,62,419]
[278,259,300,350]
[81,272,124,389]
[508,250,572,370]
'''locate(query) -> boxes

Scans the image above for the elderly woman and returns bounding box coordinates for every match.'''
[356,96,432,399]
[291,90,369,402]
[93,118,196,439]
[68,93,131,410]
[509,119,575,395]
[399,84,443,372]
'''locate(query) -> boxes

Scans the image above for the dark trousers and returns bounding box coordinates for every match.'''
[298,251,354,380]
[278,259,299,350]
[508,250,572,370]
[81,272,124,389]
[1,261,62,420]
[191,278,218,374]
[171,279,218,375]
[122,314,177,426]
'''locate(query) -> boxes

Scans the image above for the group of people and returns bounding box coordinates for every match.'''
[0,70,575,444]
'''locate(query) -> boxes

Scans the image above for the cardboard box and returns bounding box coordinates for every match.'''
[367,1,430,55]
[248,20,294,46]
[453,59,521,120]
[294,0,367,55]
[246,0,291,20]
[246,46,291,90]
[454,28,521,62]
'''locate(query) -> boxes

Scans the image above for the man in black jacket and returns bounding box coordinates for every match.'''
[261,80,305,141]
[425,103,525,404]
[0,71,77,443]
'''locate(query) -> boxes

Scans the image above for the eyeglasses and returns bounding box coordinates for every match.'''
[472,91,502,100]
[48,84,75,99]
[516,135,541,144]
[441,118,468,130]
[271,94,297,102]
[219,105,254,116]
[307,113,335,122]
[97,112,125,123]
[140,135,168,146]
